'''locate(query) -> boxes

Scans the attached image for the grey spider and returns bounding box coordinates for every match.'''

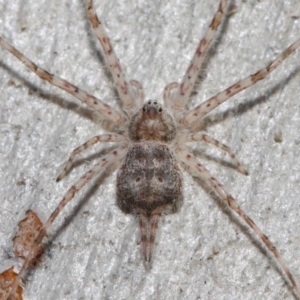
[1,0,300,299]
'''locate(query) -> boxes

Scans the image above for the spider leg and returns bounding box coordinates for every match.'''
[183,38,300,128]
[5,145,128,300]
[0,37,125,126]
[130,80,145,108]
[171,0,228,112]
[177,132,248,175]
[163,82,179,110]
[57,133,127,181]
[175,147,300,299]
[86,0,139,116]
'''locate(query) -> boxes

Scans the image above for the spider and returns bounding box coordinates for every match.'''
[1,0,300,299]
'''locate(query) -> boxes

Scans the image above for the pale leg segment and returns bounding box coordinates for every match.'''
[163,82,179,111]
[183,38,300,128]
[130,80,145,109]
[0,37,125,126]
[175,148,300,299]
[57,133,127,181]
[85,0,137,116]
[5,146,128,300]
[172,0,228,111]
[177,132,248,175]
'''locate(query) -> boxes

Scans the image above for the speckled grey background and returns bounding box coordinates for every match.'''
[1,1,300,299]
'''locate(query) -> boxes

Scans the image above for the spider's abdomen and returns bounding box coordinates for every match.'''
[116,141,183,216]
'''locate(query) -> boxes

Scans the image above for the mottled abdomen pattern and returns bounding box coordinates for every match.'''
[117,141,183,216]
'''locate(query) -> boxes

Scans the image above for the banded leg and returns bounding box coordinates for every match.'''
[175,147,300,299]
[172,0,228,111]
[0,37,125,126]
[57,133,127,181]
[5,146,128,300]
[86,0,136,116]
[177,132,248,175]
[183,38,300,128]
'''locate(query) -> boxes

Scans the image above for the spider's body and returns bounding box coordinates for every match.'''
[117,100,183,261]
[1,0,300,299]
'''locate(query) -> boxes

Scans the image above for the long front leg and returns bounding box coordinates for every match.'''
[0,37,125,126]
[175,147,300,299]
[86,0,139,116]
[170,0,228,112]
[182,38,300,128]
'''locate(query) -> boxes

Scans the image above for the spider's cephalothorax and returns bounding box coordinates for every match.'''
[117,100,182,262]
[128,100,176,142]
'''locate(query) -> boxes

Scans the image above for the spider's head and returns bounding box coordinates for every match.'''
[129,100,176,142]
[142,100,163,119]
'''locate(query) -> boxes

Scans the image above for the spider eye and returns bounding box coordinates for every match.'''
[148,100,151,104]
[158,107,162,112]
[143,106,146,112]
[154,101,157,105]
